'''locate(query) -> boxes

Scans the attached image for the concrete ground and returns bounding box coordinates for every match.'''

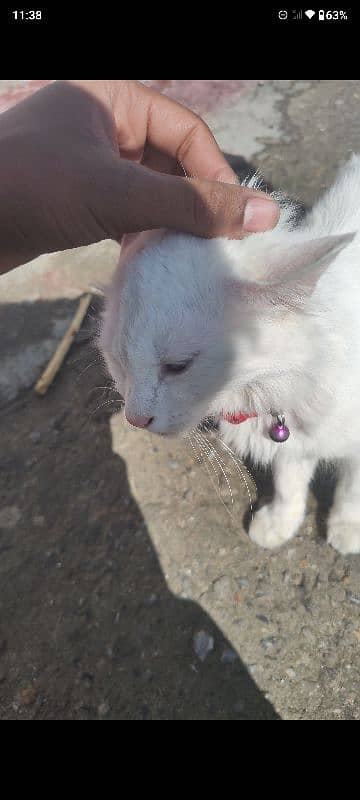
[1,80,360,720]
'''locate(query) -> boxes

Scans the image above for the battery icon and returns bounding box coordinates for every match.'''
[319,9,325,19]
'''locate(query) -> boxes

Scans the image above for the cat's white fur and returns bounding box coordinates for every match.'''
[100,155,360,555]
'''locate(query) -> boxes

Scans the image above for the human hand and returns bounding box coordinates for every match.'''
[0,80,279,273]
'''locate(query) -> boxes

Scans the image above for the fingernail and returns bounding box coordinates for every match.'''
[243,197,279,232]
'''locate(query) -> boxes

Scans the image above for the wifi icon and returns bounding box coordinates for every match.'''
[305,9,316,18]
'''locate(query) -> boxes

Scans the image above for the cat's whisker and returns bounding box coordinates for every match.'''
[68,347,105,368]
[184,420,252,518]
[191,432,234,519]
[190,437,233,519]
[89,399,124,416]
[187,434,233,518]
[217,437,257,491]
[216,437,256,520]
[200,421,257,520]
[71,329,98,344]
[86,311,100,322]
[89,385,119,394]
[187,434,203,465]
[74,359,106,381]
[183,427,200,441]
[194,430,235,509]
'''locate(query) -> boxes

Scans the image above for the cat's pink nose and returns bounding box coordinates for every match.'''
[126,412,154,429]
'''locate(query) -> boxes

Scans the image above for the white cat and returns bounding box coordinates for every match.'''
[100,155,360,555]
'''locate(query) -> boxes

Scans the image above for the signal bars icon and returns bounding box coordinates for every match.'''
[279,8,321,21]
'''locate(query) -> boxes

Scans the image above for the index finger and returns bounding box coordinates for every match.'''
[128,81,239,184]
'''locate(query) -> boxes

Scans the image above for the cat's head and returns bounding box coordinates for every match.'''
[100,228,352,435]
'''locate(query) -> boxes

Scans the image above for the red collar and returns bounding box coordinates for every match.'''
[222,412,258,425]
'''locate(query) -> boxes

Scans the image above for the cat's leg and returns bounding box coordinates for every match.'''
[249,454,316,549]
[327,458,360,555]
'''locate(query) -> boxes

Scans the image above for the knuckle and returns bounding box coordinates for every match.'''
[176,116,213,169]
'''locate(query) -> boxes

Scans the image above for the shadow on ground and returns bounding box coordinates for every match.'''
[0,299,280,720]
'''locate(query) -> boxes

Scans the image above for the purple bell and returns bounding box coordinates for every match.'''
[269,414,290,443]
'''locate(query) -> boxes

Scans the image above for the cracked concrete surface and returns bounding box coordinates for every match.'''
[1,80,360,719]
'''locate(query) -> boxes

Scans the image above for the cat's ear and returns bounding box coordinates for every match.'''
[263,232,355,292]
[226,232,355,312]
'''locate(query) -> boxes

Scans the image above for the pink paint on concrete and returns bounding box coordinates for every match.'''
[0,80,261,117]
[0,80,53,113]
[143,80,261,114]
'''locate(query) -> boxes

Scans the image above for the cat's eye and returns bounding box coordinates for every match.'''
[163,359,193,375]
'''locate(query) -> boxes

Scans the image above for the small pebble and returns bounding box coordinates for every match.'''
[144,593,158,607]
[221,648,238,665]
[256,614,269,625]
[261,636,277,651]
[0,506,21,530]
[81,672,94,689]
[232,618,246,630]
[302,626,316,643]
[193,630,214,662]
[347,592,360,606]
[29,431,41,444]
[98,702,110,717]
[285,668,297,679]
[17,684,37,707]
[33,516,45,527]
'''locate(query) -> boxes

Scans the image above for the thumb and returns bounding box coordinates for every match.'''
[96,159,280,240]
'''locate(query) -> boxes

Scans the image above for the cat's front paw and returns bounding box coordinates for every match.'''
[249,504,299,549]
[327,521,360,555]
